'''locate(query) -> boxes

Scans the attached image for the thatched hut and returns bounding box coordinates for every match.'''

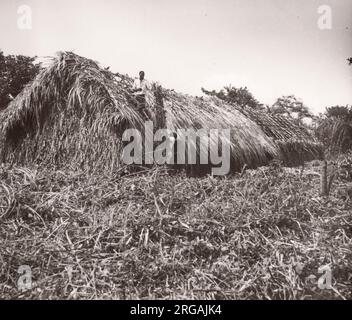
[0,52,322,174]
[238,107,324,166]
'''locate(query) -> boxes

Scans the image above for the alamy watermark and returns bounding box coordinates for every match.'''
[317,265,332,290]
[17,265,32,291]
[15,263,333,293]
[15,4,333,32]
[17,4,32,30]
[317,5,332,30]
[121,121,231,176]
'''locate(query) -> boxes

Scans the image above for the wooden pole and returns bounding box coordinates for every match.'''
[320,160,328,196]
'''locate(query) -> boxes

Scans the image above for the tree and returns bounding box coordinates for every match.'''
[325,105,352,120]
[271,95,310,117]
[202,85,260,109]
[315,59,352,153]
[316,105,352,153]
[0,50,40,111]
[270,95,314,127]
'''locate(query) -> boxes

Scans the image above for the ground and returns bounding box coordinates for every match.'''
[0,162,351,299]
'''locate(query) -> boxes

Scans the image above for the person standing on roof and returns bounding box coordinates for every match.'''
[132,71,150,109]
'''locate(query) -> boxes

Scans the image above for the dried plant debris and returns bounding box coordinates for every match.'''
[0,163,351,300]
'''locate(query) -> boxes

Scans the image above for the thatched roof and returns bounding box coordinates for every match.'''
[0,52,148,172]
[0,52,322,174]
[161,91,278,172]
[238,107,324,165]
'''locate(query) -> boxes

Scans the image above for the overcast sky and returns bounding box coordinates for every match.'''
[0,0,351,113]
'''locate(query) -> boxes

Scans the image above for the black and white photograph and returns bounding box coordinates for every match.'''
[0,0,351,304]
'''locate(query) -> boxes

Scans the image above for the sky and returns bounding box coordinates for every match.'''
[0,0,351,114]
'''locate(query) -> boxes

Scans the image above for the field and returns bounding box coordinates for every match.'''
[1,161,351,300]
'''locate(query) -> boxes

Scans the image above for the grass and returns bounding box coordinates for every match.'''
[0,161,351,300]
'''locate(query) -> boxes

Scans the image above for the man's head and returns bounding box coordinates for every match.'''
[139,71,145,80]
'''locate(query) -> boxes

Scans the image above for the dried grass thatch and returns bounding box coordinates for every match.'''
[239,107,324,165]
[0,52,321,174]
[0,52,149,172]
[161,91,278,173]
